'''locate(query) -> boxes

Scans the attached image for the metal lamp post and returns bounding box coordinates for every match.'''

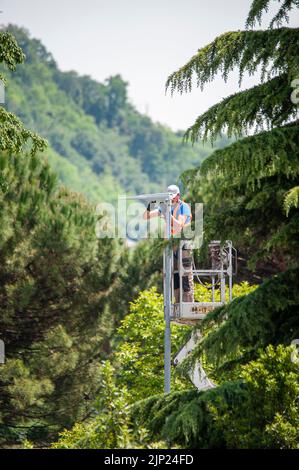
[122,192,174,394]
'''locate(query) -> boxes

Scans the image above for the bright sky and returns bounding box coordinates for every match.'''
[1,0,298,131]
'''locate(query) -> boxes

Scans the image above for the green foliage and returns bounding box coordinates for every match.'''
[0,50,167,444]
[0,150,123,444]
[184,75,297,143]
[0,107,47,156]
[209,345,299,448]
[131,345,299,448]
[0,30,25,75]
[194,125,299,265]
[284,185,299,215]
[114,288,190,402]
[52,361,147,449]
[131,382,244,448]
[194,280,258,303]
[0,27,170,442]
[183,118,299,273]
[199,123,299,186]
[22,439,34,449]
[0,29,47,156]
[51,280,255,447]
[166,28,298,96]
[0,359,54,411]
[44,147,121,204]
[196,268,299,372]
[246,0,299,28]
[178,281,258,382]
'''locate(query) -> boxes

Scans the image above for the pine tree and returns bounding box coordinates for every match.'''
[0,149,124,443]
[0,29,122,445]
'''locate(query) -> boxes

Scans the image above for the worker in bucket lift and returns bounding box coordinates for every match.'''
[143,184,194,303]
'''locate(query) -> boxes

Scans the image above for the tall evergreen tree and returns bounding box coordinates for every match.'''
[0,28,122,445]
[167,0,299,276]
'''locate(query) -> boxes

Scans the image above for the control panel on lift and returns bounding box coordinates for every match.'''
[171,240,237,323]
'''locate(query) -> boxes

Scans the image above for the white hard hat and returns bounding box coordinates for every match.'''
[167,184,180,198]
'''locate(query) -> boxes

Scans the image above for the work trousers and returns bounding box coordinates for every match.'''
[173,247,194,303]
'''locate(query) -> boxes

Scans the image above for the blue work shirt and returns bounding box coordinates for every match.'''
[159,200,191,225]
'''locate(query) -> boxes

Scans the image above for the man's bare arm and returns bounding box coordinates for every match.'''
[143,208,160,220]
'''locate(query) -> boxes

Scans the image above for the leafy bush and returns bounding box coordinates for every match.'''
[194,280,257,302]
[114,288,190,402]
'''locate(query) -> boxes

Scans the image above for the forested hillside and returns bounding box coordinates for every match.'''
[2,25,228,202]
